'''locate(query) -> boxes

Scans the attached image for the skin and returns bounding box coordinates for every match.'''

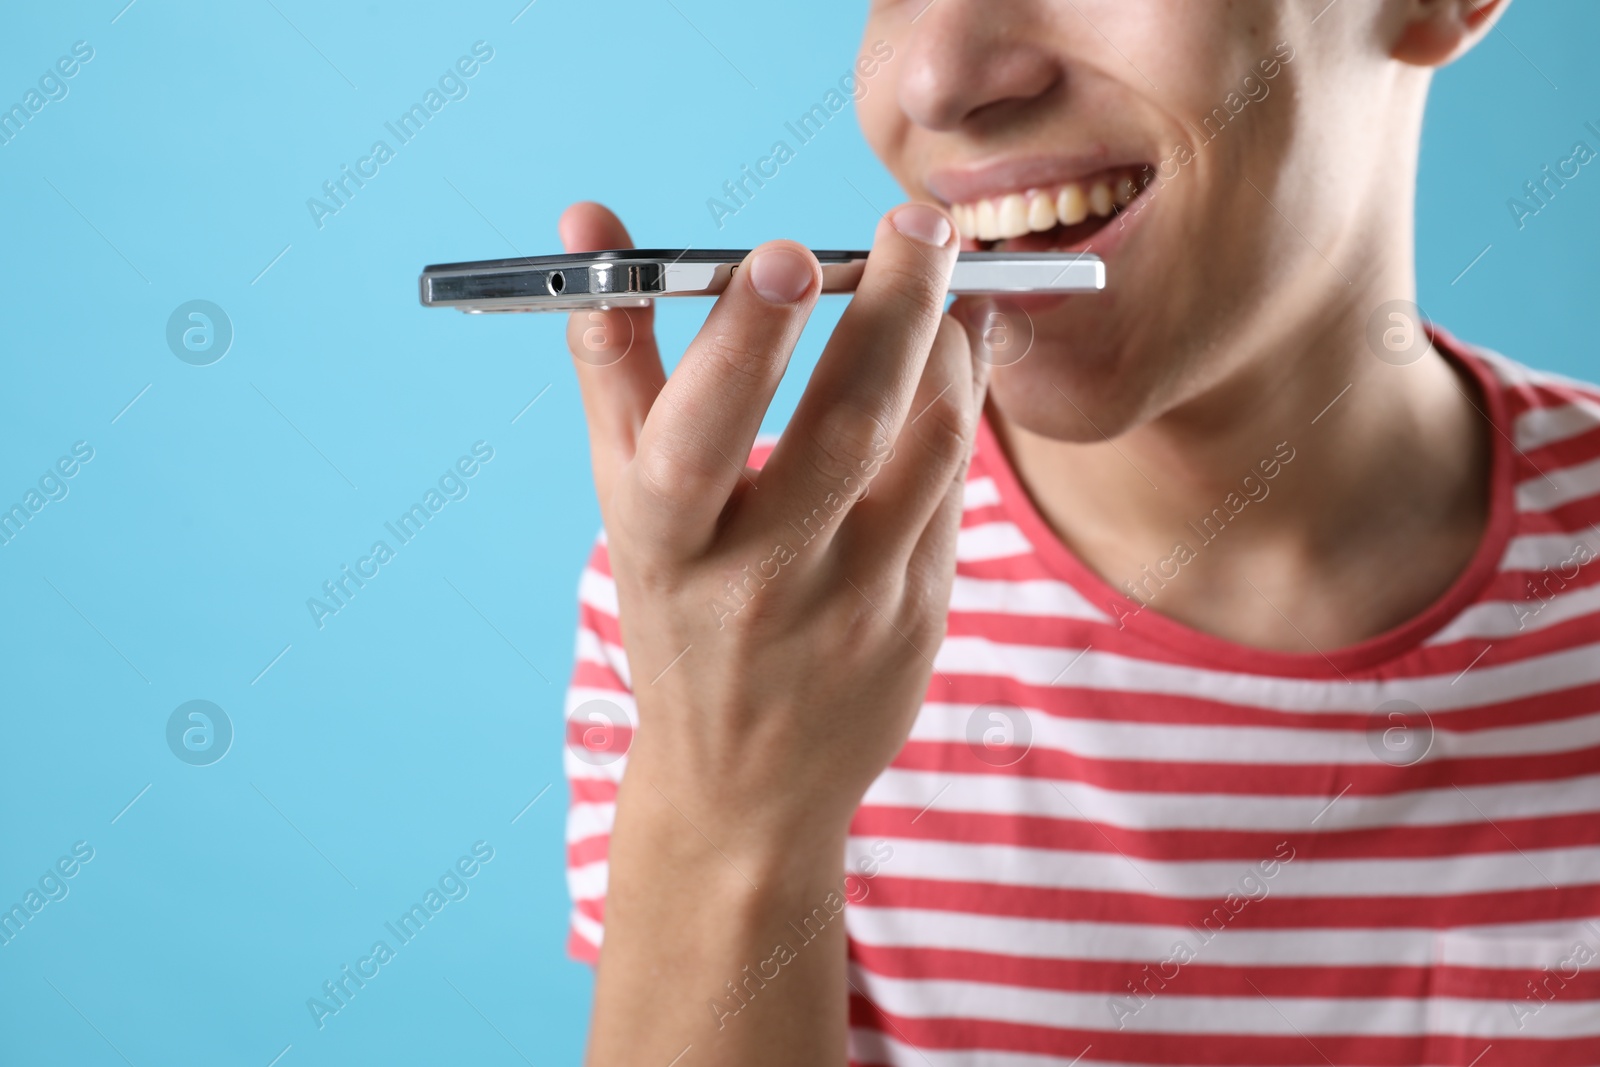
[866,0,1501,651]
[561,1,1507,1063]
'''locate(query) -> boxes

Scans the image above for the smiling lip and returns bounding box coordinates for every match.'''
[952,187,1149,318]
[925,152,1150,205]
[924,152,1156,249]
[938,154,1158,319]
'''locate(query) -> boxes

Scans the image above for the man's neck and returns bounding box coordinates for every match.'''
[989,279,1493,654]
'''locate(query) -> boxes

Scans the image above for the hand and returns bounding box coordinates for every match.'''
[560,200,983,871]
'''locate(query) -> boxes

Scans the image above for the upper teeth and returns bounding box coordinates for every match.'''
[950,171,1143,241]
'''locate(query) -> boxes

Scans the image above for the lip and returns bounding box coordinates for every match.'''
[925,150,1151,205]
[953,180,1154,317]
[954,172,1154,261]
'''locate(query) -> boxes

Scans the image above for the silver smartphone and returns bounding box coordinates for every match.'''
[418,249,1104,313]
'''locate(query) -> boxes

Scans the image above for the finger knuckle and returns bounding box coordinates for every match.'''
[609,483,674,568]
[903,608,949,652]
[806,402,894,492]
[706,565,789,635]
[910,394,971,469]
[696,330,778,390]
[900,563,954,636]
[825,581,894,644]
[626,435,725,518]
[615,549,685,601]
[875,258,950,321]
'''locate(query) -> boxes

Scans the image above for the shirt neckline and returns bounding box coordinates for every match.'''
[971,329,1516,677]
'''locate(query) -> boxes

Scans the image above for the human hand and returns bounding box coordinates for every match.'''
[560,200,983,870]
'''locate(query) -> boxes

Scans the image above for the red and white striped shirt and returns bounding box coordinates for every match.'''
[564,332,1600,1066]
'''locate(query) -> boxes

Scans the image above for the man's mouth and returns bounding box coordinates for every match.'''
[946,166,1154,252]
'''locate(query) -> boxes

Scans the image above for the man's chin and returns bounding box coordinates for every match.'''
[951,292,1076,323]
[982,352,1144,445]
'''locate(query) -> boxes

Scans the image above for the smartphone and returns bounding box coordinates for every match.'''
[418,248,1104,313]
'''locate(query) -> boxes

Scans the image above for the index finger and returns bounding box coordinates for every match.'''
[622,240,822,559]
[752,203,959,543]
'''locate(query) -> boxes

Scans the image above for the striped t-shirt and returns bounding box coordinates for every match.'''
[564,332,1600,1066]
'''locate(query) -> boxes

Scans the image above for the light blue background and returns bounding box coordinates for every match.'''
[0,2,1594,1064]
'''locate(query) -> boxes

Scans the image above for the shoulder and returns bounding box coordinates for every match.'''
[1444,330,1600,453]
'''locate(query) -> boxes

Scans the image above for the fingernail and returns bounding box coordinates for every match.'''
[891,204,953,247]
[748,247,814,304]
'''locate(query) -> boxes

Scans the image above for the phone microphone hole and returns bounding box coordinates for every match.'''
[547,270,566,295]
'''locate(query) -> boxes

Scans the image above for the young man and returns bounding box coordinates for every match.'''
[559,1,1600,1063]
